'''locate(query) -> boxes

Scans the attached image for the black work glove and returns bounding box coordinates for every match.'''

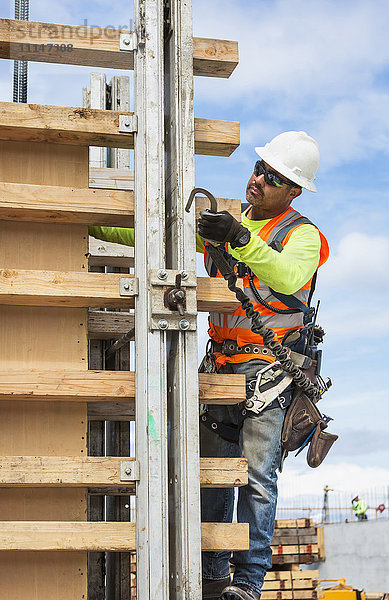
[198,210,251,248]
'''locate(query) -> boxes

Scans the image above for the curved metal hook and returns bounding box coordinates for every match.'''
[185,187,218,214]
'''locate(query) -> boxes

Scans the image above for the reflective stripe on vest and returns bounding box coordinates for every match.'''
[204,207,328,353]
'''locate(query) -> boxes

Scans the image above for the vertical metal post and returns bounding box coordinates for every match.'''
[164,1,202,598]
[134,1,170,599]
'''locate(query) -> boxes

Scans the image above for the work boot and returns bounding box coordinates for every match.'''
[202,577,231,599]
[220,583,261,600]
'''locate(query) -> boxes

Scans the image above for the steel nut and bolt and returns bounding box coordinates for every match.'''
[125,468,132,475]
[178,319,190,331]
[158,319,169,330]
[179,270,189,280]
[157,269,168,280]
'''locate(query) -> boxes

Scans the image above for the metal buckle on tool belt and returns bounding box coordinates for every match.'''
[234,262,252,278]
[245,362,293,414]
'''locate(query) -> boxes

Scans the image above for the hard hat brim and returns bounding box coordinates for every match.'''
[255,146,317,193]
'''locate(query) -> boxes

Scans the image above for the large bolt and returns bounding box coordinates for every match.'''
[158,319,169,330]
[125,468,132,475]
[180,270,189,280]
[157,269,168,280]
[123,37,131,46]
[123,282,130,290]
[178,319,190,331]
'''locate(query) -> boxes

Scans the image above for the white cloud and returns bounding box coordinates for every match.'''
[278,461,389,498]
[193,0,389,167]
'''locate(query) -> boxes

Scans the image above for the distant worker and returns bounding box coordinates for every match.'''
[352,496,368,521]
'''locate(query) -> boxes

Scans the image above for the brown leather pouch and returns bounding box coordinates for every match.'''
[281,389,322,452]
[307,427,339,468]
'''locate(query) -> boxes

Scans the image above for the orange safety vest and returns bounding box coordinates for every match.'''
[204,206,329,368]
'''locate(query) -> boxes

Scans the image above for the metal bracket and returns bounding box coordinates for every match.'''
[150,269,197,331]
[120,460,140,482]
[120,31,137,51]
[119,114,138,133]
[120,277,139,296]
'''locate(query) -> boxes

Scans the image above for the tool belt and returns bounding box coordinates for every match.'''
[211,339,314,370]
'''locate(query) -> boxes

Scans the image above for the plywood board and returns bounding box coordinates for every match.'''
[0,140,88,598]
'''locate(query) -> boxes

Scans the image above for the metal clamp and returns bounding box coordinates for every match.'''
[120,460,140,482]
[150,269,197,331]
[119,114,138,133]
[120,32,137,51]
[245,362,293,414]
[120,277,139,296]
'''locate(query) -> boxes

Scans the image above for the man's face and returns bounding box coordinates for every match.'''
[246,161,301,218]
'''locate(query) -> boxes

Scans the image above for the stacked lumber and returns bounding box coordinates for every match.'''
[263,570,324,600]
[271,518,320,565]
[130,552,136,599]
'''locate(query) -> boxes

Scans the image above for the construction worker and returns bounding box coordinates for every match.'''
[198,131,329,600]
[352,496,368,521]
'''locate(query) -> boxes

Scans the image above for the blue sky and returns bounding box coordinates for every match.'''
[1,0,388,504]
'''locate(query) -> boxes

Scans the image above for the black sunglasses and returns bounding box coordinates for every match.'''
[254,160,299,189]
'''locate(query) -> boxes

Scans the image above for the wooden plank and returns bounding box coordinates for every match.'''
[68,457,248,496]
[193,37,238,78]
[0,140,88,598]
[272,555,318,565]
[261,592,323,600]
[0,102,239,156]
[0,521,247,552]
[271,535,317,545]
[262,580,317,591]
[0,181,241,229]
[88,238,135,269]
[88,402,136,420]
[0,371,245,405]
[274,519,313,529]
[0,19,238,78]
[197,276,242,312]
[0,269,136,308]
[271,544,318,555]
[0,181,133,226]
[0,456,136,486]
[89,167,134,190]
[0,521,136,551]
[272,527,316,538]
[0,271,241,312]
[201,523,249,551]
[194,117,240,156]
[265,571,319,581]
[88,310,134,339]
[317,526,325,560]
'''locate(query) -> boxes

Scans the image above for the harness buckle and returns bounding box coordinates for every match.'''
[245,362,293,414]
[234,261,252,278]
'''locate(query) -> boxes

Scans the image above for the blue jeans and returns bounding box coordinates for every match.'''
[201,360,286,595]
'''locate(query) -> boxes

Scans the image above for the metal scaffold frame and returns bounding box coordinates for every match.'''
[134,1,200,597]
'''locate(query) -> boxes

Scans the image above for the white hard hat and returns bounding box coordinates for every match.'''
[255,131,320,192]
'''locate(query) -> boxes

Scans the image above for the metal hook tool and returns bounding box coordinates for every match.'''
[185,187,218,214]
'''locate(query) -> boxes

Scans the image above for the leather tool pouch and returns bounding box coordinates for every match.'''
[281,388,338,467]
[281,389,322,452]
[307,427,338,468]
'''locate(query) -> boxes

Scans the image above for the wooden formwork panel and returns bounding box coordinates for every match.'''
[0,140,88,598]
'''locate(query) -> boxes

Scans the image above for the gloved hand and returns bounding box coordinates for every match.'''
[198,210,251,248]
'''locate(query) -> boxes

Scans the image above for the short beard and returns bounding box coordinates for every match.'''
[246,184,264,205]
